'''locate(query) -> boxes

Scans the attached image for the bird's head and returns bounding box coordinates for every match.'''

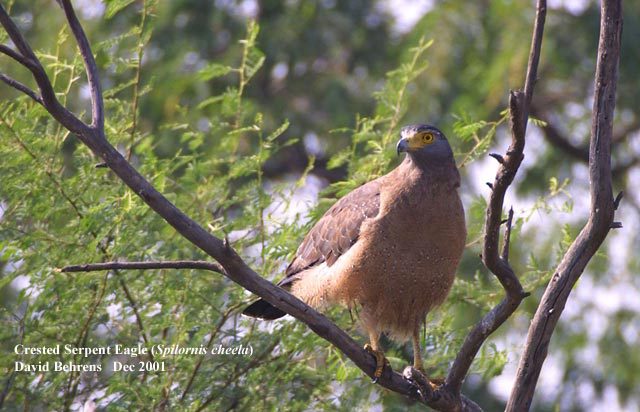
[396,124,453,163]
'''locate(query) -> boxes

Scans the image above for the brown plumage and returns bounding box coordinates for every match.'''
[244,124,466,374]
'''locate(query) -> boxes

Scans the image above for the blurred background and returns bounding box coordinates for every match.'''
[1,0,639,410]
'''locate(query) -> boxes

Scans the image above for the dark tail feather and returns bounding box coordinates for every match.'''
[242,299,286,320]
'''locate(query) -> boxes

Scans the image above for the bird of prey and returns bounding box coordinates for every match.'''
[243,124,466,380]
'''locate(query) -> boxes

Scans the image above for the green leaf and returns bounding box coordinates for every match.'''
[266,120,290,142]
[327,148,351,170]
[105,0,136,19]
[197,63,233,81]
[197,95,225,110]
[244,48,265,81]
[529,115,548,127]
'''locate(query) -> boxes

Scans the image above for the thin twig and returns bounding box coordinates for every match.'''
[0,43,31,66]
[0,113,82,216]
[0,73,42,104]
[180,305,239,401]
[111,271,154,360]
[501,207,514,262]
[126,0,148,161]
[61,260,226,274]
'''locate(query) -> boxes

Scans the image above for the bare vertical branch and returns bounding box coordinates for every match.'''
[506,1,621,410]
[445,0,546,395]
[523,3,546,105]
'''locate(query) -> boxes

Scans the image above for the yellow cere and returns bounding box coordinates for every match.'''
[408,131,435,150]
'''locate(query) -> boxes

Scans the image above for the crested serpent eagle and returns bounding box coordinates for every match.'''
[243,124,466,380]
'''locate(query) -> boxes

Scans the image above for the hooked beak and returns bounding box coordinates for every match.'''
[396,138,409,156]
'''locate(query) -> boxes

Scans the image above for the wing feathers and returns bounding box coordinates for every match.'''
[285,179,381,277]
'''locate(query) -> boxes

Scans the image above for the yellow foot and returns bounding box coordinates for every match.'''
[428,376,445,390]
[413,365,443,391]
[364,344,390,383]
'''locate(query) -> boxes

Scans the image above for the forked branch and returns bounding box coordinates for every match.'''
[445,0,546,396]
[506,1,621,410]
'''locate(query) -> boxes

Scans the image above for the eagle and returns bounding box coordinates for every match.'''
[243,124,466,380]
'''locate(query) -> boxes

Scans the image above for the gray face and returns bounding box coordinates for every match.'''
[396,124,453,162]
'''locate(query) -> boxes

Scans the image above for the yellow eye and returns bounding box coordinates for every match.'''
[421,132,434,144]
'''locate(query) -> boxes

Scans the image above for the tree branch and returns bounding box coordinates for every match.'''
[58,0,104,130]
[61,260,226,274]
[0,3,86,133]
[506,1,621,410]
[0,43,33,67]
[0,73,42,104]
[445,0,546,395]
[530,105,590,162]
[501,207,514,262]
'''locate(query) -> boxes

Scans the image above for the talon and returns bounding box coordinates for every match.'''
[364,343,389,382]
[429,376,445,390]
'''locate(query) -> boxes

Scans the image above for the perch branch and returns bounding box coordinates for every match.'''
[506,1,621,410]
[445,0,545,395]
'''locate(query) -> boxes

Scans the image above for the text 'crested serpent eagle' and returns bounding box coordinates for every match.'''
[243,124,466,375]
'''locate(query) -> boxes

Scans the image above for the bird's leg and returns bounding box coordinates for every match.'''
[364,331,389,383]
[405,328,433,399]
[412,327,424,371]
[410,326,442,391]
